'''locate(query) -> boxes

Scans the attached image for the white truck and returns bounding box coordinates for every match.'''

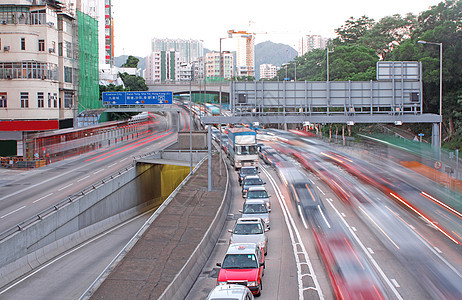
[227,128,258,170]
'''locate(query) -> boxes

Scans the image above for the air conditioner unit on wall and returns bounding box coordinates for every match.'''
[48,48,54,53]
[3,46,9,51]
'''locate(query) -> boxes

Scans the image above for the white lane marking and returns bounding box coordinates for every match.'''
[434,247,442,254]
[341,213,346,217]
[58,183,73,191]
[325,200,403,300]
[1,206,26,219]
[391,279,400,288]
[119,157,129,162]
[33,193,53,203]
[93,169,105,175]
[367,248,375,254]
[316,186,325,195]
[0,208,155,295]
[77,175,90,182]
[351,226,357,232]
[261,165,324,300]
[107,163,118,168]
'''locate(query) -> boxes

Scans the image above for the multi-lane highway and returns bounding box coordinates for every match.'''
[187,132,462,299]
[1,108,461,299]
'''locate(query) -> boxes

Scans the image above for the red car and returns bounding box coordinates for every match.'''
[217,243,265,296]
[313,228,388,300]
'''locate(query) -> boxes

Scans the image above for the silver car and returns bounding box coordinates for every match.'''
[206,284,254,300]
[240,199,271,229]
[245,186,271,209]
[229,218,268,255]
[241,175,265,196]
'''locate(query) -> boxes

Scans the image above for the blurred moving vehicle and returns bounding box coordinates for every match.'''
[241,175,265,196]
[313,226,388,300]
[240,199,271,229]
[217,243,265,296]
[206,284,254,300]
[229,217,268,255]
[245,186,271,209]
[238,166,260,185]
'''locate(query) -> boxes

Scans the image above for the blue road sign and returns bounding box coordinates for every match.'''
[102,91,173,106]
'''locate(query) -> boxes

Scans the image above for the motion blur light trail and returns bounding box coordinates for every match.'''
[85,128,174,162]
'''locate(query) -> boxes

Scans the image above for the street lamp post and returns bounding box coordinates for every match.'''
[293,62,297,81]
[327,48,334,114]
[418,40,443,148]
[219,35,231,175]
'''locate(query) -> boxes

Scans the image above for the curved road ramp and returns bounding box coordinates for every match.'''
[81,152,229,299]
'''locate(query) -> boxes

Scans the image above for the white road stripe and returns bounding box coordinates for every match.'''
[58,183,73,191]
[391,279,401,288]
[93,169,105,175]
[33,193,53,203]
[77,175,90,182]
[1,206,26,219]
[316,186,325,195]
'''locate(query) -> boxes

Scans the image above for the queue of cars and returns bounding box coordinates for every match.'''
[212,164,271,298]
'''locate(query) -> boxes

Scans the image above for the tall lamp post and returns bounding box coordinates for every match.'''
[418,40,443,148]
[326,48,334,114]
[219,35,231,175]
[293,62,297,81]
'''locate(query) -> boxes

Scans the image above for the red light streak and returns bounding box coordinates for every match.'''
[85,129,173,162]
[420,191,462,219]
[96,131,174,161]
[389,193,459,244]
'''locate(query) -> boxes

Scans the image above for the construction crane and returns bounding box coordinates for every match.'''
[227,29,267,77]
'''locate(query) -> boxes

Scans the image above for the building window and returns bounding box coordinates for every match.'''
[37,92,44,107]
[0,92,6,108]
[20,92,29,108]
[48,92,51,107]
[38,39,45,52]
[65,41,72,58]
[64,66,72,83]
[58,42,62,56]
[64,91,73,108]
[21,38,25,50]
[53,93,57,108]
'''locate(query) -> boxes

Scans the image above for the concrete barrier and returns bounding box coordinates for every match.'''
[157,154,230,300]
[0,153,198,289]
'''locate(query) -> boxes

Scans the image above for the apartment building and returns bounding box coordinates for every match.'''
[298,34,327,56]
[259,64,278,79]
[236,35,255,77]
[151,38,203,64]
[144,50,180,83]
[0,0,99,155]
[205,51,233,81]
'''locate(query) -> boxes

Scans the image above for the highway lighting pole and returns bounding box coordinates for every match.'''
[219,36,230,176]
[418,40,443,149]
[293,62,297,81]
[189,76,193,173]
[327,48,334,114]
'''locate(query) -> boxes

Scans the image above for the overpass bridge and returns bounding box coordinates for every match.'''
[147,81,231,95]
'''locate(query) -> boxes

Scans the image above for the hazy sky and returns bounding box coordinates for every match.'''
[111,0,441,58]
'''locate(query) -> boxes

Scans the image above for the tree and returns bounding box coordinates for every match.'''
[121,55,139,68]
[359,14,417,59]
[119,72,148,91]
[334,16,375,44]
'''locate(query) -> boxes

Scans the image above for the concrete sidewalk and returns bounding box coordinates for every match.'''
[91,153,227,299]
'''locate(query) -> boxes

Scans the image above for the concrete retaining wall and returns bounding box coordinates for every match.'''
[0,162,171,289]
